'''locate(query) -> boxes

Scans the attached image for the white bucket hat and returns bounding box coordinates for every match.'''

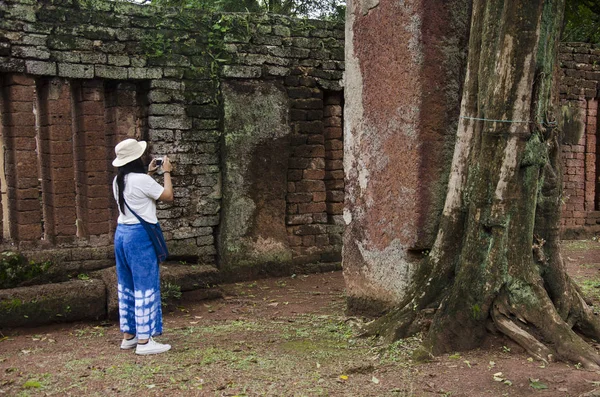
[112,139,147,167]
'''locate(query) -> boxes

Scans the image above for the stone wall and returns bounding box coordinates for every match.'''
[559,43,600,237]
[0,0,344,278]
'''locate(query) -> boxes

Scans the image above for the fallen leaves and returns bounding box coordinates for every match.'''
[529,378,548,390]
[492,372,512,386]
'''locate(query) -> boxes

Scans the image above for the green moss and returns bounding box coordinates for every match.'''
[0,298,23,312]
[0,252,52,289]
[521,133,548,168]
[506,278,540,309]
[411,345,434,363]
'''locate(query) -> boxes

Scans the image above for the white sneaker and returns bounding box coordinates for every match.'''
[120,336,138,350]
[135,337,171,355]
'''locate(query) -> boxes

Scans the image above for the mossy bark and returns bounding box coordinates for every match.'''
[366,0,600,368]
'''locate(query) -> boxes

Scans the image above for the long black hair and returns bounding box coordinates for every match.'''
[116,158,146,213]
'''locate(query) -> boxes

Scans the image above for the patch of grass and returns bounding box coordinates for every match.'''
[380,335,422,365]
[63,357,93,371]
[71,326,106,339]
[562,239,600,251]
[280,339,347,354]
[574,276,600,302]
[578,263,597,269]
[174,320,265,338]
[19,373,51,394]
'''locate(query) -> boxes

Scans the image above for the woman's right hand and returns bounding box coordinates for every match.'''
[158,155,174,202]
[162,156,173,173]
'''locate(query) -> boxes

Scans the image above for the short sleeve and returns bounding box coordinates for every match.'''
[140,174,165,201]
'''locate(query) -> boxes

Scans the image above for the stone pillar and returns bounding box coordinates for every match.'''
[585,99,597,212]
[2,74,43,244]
[343,0,471,313]
[37,78,78,245]
[73,80,112,243]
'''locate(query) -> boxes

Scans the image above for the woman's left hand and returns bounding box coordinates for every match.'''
[148,158,159,174]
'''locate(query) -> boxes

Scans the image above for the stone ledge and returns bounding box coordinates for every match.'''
[96,262,221,320]
[0,263,222,328]
[0,279,106,328]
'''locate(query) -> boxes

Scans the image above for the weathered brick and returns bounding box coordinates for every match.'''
[294,145,325,158]
[287,214,312,225]
[312,192,326,202]
[298,202,326,214]
[287,193,313,203]
[25,60,57,75]
[292,98,323,109]
[129,67,163,79]
[95,65,128,79]
[307,135,325,145]
[58,63,94,79]
[327,191,344,202]
[326,150,343,160]
[297,121,323,134]
[303,169,325,180]
[16,224,42,241]
[295,180,325,193]
[327,202,344,214]
[325,160,343,171]
[324,127,343,139]
[222,65,261,78]
[294,224,327,235]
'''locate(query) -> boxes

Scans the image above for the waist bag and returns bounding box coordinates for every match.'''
[125,201,169,262]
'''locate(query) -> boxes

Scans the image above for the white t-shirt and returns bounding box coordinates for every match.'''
[112,173,164,224]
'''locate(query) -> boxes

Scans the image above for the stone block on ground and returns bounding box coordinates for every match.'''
[97,263,221,320]
[0,279,106,328]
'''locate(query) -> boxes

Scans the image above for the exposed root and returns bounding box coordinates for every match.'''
[567,284,600,340]
[361,304,418,341]
[493,285,600,370]
[491,303,553,363]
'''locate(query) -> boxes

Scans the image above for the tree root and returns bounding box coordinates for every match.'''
[492,284,600,370]
[365,276,600,371]
[361,303,418,342]
[491,303,553,364]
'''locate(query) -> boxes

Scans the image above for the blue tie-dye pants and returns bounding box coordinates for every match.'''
[114,223,163,340]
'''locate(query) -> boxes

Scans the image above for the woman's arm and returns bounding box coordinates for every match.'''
[158,156,174,202]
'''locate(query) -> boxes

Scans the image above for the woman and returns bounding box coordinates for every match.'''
[112,138,173,355]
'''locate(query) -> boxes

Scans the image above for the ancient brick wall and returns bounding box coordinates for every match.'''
[0,0,343,277]
[285,88,344,264]
[559,43,600,237]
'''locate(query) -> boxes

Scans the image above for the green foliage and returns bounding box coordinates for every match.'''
[150,0,345,21]
[563,0,600,43]
[161,281,182,306]
[22,379,42,389]
[0,252,51,290]
[529,378,548,390]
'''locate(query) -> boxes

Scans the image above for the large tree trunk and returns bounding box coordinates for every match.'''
[366,0,600,369]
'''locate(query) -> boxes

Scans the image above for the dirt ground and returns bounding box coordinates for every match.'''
[1,240,600,396]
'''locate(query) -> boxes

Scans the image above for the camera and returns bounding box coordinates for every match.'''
[155,158,163,166]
